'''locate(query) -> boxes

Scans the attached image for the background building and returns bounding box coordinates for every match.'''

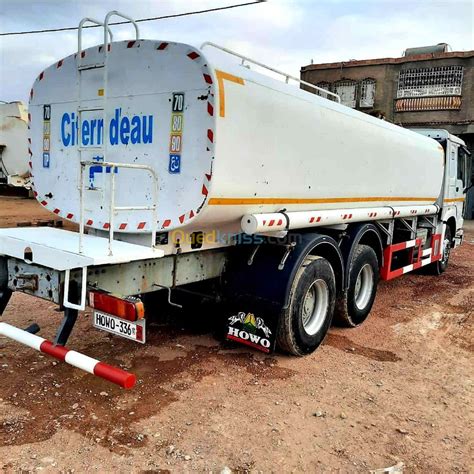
[300,44,474,218]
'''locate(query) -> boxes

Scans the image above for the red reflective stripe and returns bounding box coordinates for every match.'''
[119,223,127,230]
[207,129,214,143]
[187,51,200,60]
[226,334,270,354]
[40,341,68,361]
[57,60,63,68]
[86,219,93,226]
[137,222,146,230]
[127,41,136,48]
[189,210,195,219]
[103,223,110,229]
[157,42,168,50]
[40,200,47,206]
[203,73,213,84]
[66,213,74,219]
[39,72,44,81]
[179,214,185,224]
[205,173,212,181]
[202,184,209,196]
[162,219,171,229]
[53,208,60,214]
[269,220,275,226]
[136,325,144,342]
[207,102,214,116]
[94,362,136,389]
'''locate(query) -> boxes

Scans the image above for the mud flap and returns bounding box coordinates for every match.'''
[224,296,279,353]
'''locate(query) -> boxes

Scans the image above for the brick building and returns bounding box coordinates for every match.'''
[300,45,474,218]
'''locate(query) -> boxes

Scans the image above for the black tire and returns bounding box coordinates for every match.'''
[429,226,452,275]
[335,244,379,328]
[277,256,336,356]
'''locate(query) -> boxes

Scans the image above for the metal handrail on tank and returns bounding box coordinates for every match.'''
[78,161,159,256]
[104,10,140,48]
[78,18,113,59]
[200,42,341,103]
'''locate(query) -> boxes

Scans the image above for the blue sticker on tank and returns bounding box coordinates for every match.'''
[43,153,50,168]
[169,154,181,174]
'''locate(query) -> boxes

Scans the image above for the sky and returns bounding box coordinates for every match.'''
[0,0,473,103]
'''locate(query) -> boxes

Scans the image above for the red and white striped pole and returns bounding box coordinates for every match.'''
[0,322,136,389]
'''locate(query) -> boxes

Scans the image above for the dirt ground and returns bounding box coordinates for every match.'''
[0,196,472,473]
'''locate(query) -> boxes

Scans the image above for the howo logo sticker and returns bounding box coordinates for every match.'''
[226,312,272,353]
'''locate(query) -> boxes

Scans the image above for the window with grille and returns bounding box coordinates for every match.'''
[360,78,376,107]
[397,66,464,98]
[333,80,357,108]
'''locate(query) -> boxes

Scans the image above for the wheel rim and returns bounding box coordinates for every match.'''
[301,279,329,336]
[354,264,374,310]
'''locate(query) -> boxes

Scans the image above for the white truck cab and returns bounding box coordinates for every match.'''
[412,129,472,246]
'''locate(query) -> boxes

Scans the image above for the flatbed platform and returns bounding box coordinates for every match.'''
[0,227,164,270]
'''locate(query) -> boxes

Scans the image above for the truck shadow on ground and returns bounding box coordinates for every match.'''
[0,304,296,453]
[323,333,401,362]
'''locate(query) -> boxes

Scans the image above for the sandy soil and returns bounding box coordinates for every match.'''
[0,197,472,473]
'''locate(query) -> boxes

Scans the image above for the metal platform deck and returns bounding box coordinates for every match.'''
[0,227,164,271]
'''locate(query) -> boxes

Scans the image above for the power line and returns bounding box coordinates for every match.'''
[0,1,266,37]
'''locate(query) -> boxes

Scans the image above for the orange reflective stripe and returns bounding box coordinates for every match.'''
[444,198,465,203]
[215,70,245,118]
[208,197,437,206]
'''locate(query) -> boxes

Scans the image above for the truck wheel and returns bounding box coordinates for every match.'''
[335,245,379,327]
[429,227,452,275]
[277,256,336,356]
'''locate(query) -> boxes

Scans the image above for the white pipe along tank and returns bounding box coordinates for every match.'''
[29,40,445,236]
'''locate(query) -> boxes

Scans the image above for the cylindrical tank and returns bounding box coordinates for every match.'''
[0,101,29,179]
[29,40,444,234]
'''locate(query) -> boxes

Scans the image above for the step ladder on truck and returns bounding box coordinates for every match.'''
[0,11,472,388]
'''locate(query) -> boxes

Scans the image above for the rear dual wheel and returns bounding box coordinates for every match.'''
[277,256,336,356]
[335,245,379,328]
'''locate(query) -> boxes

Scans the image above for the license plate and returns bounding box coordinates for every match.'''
[93,311,146,344]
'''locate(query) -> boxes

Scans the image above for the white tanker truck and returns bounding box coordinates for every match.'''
[0,12,471,388]
[0,101,31,187]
